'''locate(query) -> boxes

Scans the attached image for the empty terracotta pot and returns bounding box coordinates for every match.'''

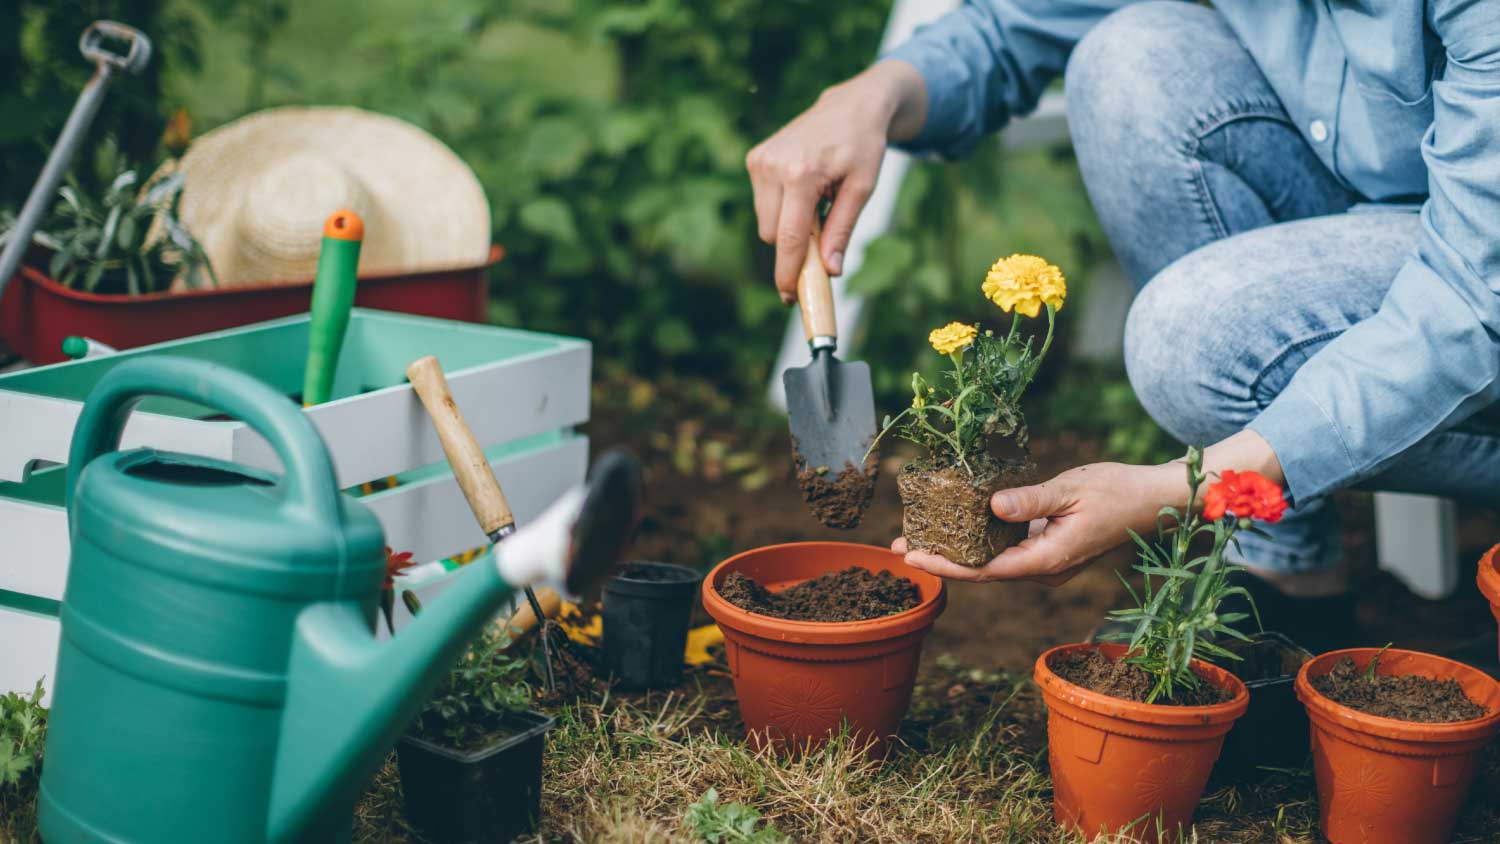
[1034,643,1249,843]
[1295,648,1500,844]
[701,542,945,757]
[1479,545,1500,663]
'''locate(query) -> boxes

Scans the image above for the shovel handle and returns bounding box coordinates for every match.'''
[406,355,516,536]
[796,220,837,348]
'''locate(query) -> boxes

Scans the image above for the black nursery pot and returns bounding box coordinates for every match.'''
[1215,631,1314,780]
[602,561,700,689]
[396,711,555,844]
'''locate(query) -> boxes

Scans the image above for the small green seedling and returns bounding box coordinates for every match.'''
[1363,642,1395,683]
[686,788,786,844]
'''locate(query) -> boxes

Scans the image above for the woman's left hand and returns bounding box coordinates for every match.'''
[896,461,1181,586]
[896,431,1285,587]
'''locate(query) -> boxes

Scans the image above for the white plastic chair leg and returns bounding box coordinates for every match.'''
[1374,492,1459,600]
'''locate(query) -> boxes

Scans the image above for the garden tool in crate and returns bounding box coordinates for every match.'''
[405,353,572,691]
[782,220,878,529]
[38,356,640,844]
[0,21,151,362]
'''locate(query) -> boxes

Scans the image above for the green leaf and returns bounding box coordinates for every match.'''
[517,197,580,244]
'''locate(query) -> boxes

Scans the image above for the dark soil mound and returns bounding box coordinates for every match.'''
[1052,648,1231,707]
[794,447,878,530]
[1310,656,1487,723]
[718,567,920,622]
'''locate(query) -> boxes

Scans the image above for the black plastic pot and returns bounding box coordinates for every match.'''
[1215,631,1313,780]
[396,710,555,844]
[602,561,700,689]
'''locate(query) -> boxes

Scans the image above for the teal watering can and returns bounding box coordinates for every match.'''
[37,356,637,843]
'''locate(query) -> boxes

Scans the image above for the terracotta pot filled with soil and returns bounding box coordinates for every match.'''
[897,454,1035,567]
[602,561,700,690]
[1294,648,1500,844]
[1479,545,1500,663]
[1034,643,1249,843]
[701,542,945,757]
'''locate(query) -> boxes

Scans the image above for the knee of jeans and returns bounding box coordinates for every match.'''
[1124,262,1246,447]
[1066,3,1235,153]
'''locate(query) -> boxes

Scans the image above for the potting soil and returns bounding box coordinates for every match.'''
[897,454,1034,567]
[718,567,919,622]
[1052,648,1231,706]
[793,444,878,530]
[1310,656,1487,723]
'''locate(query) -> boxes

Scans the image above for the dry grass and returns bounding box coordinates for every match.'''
[357,657,1500,844]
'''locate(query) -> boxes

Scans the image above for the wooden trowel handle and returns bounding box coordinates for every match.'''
[405,355,515,536]
[796,220,837,346]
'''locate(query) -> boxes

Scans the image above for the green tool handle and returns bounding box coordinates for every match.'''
[302,210,364,406]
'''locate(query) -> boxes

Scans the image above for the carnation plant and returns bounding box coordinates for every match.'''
[868,254,1067,474]
[1106,447,1288,703]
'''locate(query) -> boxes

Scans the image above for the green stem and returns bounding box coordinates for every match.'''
[1037,305,1057,362]
[1004,311,1021,346]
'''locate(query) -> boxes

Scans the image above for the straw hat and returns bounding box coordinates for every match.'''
[175,106,490,287]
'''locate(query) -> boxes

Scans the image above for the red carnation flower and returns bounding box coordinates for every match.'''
[384,547,416,590]
[1202,470,1287,524]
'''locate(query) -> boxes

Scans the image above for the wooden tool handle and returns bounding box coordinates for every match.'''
[503,587,562,639]
[796,220,837,344]
[405,355,515,535]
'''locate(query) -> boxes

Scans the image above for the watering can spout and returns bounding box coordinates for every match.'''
[267,487,586,844]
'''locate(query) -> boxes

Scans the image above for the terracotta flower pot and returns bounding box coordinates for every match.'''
[1294,648,1500,844]
[1034,643,1249,843]
[1479,545,1500,663]
[700,542,945,757]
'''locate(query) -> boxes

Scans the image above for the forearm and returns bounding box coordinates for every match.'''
[836,60,928,144]
[1134,430,1286,522]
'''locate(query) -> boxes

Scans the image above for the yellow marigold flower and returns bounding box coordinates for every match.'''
[912,394,926,409]
[982,254,1067,318]
[928,322,978,355]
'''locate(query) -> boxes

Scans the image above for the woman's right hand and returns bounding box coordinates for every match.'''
[746,60,927,303]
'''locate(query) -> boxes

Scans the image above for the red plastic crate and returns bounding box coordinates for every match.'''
[0,245,501,364]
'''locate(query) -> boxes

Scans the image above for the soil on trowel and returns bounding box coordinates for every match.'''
[1310,656,1487,723]
[718,567,919,622]
[792,439,878,530]
[1052,649,1231,707]
[897,454,1035,567]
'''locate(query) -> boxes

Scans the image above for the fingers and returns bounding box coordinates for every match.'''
[774,186,819,301]
[820,175,874,276]
[748,163,783,246]
[891,537,908,554]
[991,480,1067,523]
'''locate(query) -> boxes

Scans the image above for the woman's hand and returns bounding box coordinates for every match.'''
[897,462,1184,586]
[746,60,927,303]
[897,431,1286,586]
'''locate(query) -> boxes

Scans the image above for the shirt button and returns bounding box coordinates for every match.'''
[1309,120,1329,142]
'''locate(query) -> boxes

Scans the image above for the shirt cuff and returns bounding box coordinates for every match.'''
[1247,384,1357,507]
[877,44,980,160]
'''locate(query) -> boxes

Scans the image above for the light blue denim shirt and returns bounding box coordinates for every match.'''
[886,1,1500,504]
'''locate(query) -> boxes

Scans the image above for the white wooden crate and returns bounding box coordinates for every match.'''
[0,309,594,696]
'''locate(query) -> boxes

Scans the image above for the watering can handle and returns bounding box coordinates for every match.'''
[65,356,342,525]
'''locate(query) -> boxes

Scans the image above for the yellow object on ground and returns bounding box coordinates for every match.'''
[684,624,724,666]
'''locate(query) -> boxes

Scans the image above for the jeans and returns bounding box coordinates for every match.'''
[1064,2,1500,573]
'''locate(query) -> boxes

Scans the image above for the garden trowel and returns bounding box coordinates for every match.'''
[781,222,878,529]
[406,354,574,689]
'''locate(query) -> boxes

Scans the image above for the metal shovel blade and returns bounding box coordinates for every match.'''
[565,448,643,596]
[783,351,877,510]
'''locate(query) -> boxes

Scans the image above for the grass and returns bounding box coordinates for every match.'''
[354,653,1500,843]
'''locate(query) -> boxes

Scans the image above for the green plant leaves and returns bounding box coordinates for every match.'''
[518,197,581,245]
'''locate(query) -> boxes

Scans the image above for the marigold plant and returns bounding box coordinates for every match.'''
[1105,447,1286,702]
[870,254,1066,474]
